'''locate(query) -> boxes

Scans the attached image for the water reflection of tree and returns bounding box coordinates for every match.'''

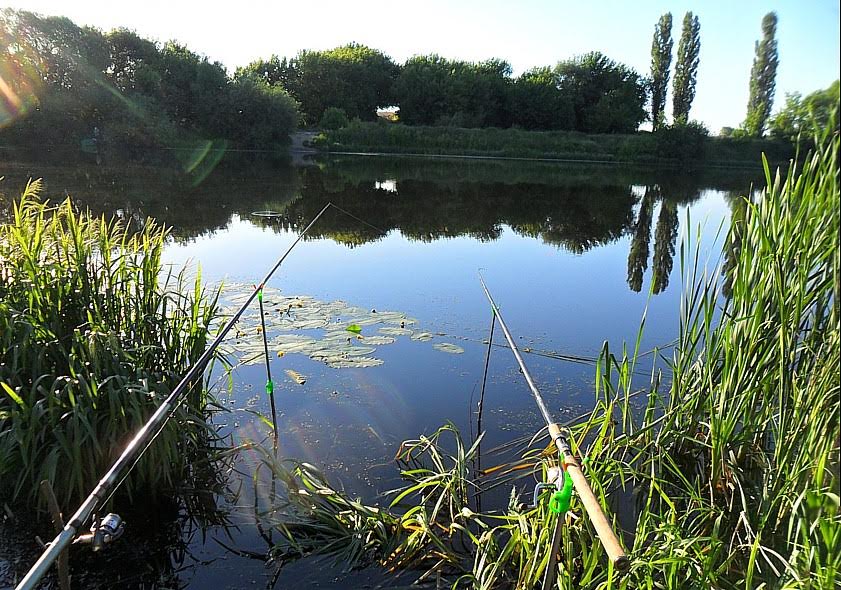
[652,200,678,294]
[722,190,750,298]
[627,188,655,292]
[285,167,637,253]
[2,156,759,292]
[627,183,697,294]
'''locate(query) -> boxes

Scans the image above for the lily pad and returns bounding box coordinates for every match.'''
[433,342,465,354]
[411,332,434,342]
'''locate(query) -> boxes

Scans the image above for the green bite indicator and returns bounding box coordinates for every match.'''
[549,470,574,514]
[266,379,274,395]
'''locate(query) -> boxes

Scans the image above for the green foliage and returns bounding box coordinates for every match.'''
[769,80,840,142]
[510,67,574,131]
[221,78,298,149]
[315,119,781,167]
[0,9,299,157]
[319,106,349,130]
[653,120,709,161]
[672,12,701,124]
[234,54,298,90]
[315,120,638,160]
[744,12,779,137]
[650,13,673,130]
[555,52,648,133]
[0,182,220,509]
[394,55,514,128]
[250,43,398,125]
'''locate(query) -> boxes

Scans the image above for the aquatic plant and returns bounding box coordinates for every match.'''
[0,182,220,508]
[256,119,839,587]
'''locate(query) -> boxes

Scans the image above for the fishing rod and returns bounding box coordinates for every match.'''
[478,274,630,572]
[15,203,333,590]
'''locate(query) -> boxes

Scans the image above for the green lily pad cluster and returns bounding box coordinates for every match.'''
[217,284,464,369]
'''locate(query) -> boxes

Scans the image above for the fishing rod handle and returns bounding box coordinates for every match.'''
[548,423,630,572]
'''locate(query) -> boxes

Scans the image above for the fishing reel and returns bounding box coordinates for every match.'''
[520,466,565,510]
[74,513,125,551]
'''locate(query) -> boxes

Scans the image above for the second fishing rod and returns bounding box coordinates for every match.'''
[478,273,630,572]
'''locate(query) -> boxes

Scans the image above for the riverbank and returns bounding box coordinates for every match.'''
[312,121,795,168]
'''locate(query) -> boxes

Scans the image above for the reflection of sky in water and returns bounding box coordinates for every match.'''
[155,185,736,588]
[159,186,735,486]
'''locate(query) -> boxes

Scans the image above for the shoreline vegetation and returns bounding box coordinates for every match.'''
[310,122,795,168]
[0,182,221,509]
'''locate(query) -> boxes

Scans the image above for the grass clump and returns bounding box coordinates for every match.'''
[260,122,839,588]
[0,181,220,509]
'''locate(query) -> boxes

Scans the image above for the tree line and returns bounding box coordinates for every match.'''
[238,46,650,134]
[1,7,833,158]
[0,9,298,155]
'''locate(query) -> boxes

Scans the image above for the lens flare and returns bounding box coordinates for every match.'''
[0,40,42,129]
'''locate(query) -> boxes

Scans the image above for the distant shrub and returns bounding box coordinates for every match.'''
[320,107,350,130]
[654,121,709,161]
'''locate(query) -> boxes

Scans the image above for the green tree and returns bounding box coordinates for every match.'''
[744,12,779,137]
[555,52,648,133]
[235,55,298,90]
[393,55,453,126]
[769,81,839,142]
[393,55,514,128]
[284,44,399,124]
[650,13,673,130]
[510,67,574,130]
[106,29,161,94]
[222,78,298,148]
[672,12,701,124]
[0,9,298,156]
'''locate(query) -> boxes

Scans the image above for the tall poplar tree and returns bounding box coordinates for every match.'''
[672,12,701,124]
[649,13,673,130]
[744,12,779,137]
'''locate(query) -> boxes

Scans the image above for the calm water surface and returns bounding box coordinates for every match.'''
[0,155,758,588]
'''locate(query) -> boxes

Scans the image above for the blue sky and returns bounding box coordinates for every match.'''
[8,0,840,131]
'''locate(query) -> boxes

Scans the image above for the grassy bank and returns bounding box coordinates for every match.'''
[0,183,220,509]
[266,123,839,587]
[313,121,795,168]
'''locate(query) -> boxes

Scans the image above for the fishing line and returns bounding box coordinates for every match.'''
[256,286,278,434]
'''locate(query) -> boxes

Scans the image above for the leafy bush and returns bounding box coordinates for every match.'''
[653,120,709,161]
[319,107,349,130]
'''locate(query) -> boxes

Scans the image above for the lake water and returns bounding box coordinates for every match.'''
[0,155,760,588]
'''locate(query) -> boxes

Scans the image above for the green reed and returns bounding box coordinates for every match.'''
[258,120,839,588]
[0,181,220,509]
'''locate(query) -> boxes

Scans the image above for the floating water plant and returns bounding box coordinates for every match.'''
[218,284,444,369]
[433,342,465,354]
